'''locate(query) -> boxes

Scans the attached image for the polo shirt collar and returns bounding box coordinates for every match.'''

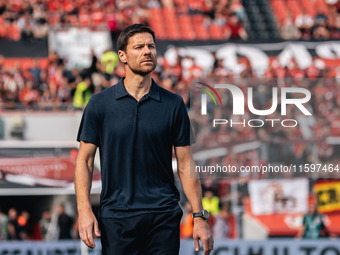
[115,78,160,101]
[148,79,161,101]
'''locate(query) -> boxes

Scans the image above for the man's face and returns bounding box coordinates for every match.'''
[119,32,157,75]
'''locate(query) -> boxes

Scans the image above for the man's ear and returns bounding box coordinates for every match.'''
[118,50,127,64]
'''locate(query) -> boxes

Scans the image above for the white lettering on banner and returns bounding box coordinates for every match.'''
[237,45,270,75]
[2,240,340,255]
[217,45,270,75]
[180,240,340,255]
[1,240,340,255]
[0,241,101,255]
[164,42,340,77]
[278,44,312,70]
[316,43,340,59]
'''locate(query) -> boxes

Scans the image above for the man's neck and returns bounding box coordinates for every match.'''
[124,73,152,101]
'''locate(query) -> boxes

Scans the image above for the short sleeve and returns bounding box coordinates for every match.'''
[172,99,195,146]
[77,97,100,146]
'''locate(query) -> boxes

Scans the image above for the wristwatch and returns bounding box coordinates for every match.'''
[192,209,209,221]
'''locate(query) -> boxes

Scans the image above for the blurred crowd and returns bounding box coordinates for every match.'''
[2,46,340,141]
[0,204,76,241]
[180,189,233,239]
[0,0,248,41]
[0,194,233,241]
[1,45,340,177]
[3,0,340,42]
[0,0,149,41]
[277,0,340,40]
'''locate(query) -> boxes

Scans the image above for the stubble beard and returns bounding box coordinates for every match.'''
[128,60,157,76]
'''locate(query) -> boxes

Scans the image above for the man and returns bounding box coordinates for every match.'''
[296,203,330,239]
[213,202,230,240]
[75,24,213,255]
[56,204,74,240]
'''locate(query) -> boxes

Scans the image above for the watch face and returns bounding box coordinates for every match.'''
[202,209,209,220]
[193,209,209,220]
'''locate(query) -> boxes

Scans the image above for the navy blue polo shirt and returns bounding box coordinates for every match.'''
[77,78,192,218]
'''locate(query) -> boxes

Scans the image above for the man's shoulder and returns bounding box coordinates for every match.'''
[90,84,116,102]
[157,85,183,103]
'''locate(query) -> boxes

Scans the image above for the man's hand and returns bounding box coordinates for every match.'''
[78,210,101,248]
[193,218,214,255]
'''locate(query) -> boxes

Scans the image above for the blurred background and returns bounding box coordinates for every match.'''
[1,0,340,254]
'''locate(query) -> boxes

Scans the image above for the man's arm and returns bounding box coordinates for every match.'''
[296,225,305,239]
[296,215,306,239]
[75,141,100,248]
[175,145,214,255]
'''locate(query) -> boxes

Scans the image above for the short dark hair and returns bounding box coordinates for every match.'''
[117,24,155,52]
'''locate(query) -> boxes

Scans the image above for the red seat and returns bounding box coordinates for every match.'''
[180,26,196,40]
[194,24,209,40]
[150,23,166,40]
[209,24,224,40]
[150,8,162,17]
[165,23,181,40]
[6,22,21,41]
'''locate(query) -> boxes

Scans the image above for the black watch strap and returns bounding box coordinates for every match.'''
[192,209,209,220]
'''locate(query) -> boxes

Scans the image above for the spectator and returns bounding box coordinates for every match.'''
[213,202,230,239]
[19,80,39,108]
[296,202,331,239]
[57,76,71,106]
[202,189,220,216]
[312,23,330,39]
[224,12,248,40]
[72,76,92,110]
[20,17,34,41]
[230,0,246,20]
[38,88,54,110]
[314,10,328,26]
[56,204,74,240]
[280,15,301,40]
[295,9,314,39]
[7,208,20,240]
[180,202,194,239]
[33,20,48,38]
[39,210,51,240]
[100,50,119,81]
[312,10,330,39]
[30,59,41,89]
[17,210,31,240]
[0,208,8,240]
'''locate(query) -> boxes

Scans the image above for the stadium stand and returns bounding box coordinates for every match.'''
[0,0,339,41]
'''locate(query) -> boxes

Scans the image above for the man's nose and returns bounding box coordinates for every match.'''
[143,46,151,54]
